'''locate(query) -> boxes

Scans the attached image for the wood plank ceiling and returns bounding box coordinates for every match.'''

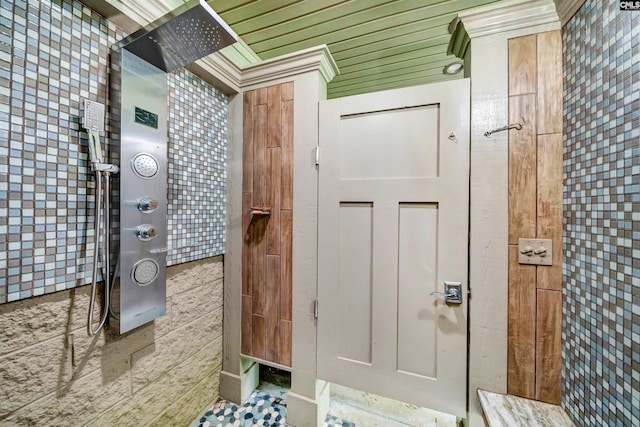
[209,0,502,98]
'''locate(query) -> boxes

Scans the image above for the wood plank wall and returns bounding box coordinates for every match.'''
[241,82,294,367]
[507,31,563,404]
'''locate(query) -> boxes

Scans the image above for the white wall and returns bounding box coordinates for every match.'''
[463,2,560,423]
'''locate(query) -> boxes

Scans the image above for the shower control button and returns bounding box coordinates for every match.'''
[131,259,159,286]
[138,197,159,213]
[136,224,157,241]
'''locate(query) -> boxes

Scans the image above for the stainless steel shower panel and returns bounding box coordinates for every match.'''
[110,49,168,334]
[118,0,237,73]
[108,0,237,334]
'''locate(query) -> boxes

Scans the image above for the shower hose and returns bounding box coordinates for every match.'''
[87,170,114,337]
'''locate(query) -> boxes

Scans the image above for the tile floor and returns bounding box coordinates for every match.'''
[192,389,357,427]
[193,367,357,427]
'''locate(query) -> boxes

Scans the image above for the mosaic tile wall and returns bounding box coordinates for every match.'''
[167,69,227,265]
[562,1,639,426]
[0,0,227,304]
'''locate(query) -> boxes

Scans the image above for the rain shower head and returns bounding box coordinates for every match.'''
[118,0,237,73]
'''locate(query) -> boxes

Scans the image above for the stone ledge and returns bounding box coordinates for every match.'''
[478,389,574,427]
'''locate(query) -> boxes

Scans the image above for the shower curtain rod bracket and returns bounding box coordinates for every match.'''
[484,117,526,138]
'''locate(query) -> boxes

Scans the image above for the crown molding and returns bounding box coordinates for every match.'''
[457,0,560,39]
[221,39,262,67]
[554,0,586,26]
[187,54,243,95]
[185,40,263,95]
[191,45,341,95]
[447,18,471,59]
[239,45,340,89]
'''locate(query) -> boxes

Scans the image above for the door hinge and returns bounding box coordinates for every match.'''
[313,300,319,319]
[315,146,320,166]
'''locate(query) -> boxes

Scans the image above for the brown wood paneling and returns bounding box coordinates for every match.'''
[509,94,537,244]
[255,87,268,105]
[507,245,537,399]
[241,295,253,356]
[242,91,254,193]
[251,217,267,315]
[267,85,282,148]
[281,82,294,101]
[242,192,253,295]
[281,99,294,210]
[508,35,537,95]
[267,148,281,255]
[265,255,281,363]
[537,31,563,135]
[253,104,268,207]
[242,82,293,368]
[280,319,292,366]
[252,315,266,360]
[280,210,293,321]
[508,30,563,405]
[537,133,563,290]
[535,289,562,404]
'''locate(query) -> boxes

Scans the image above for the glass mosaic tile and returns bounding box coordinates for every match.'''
[0,0,228,304]
[562,1,639,426]
[167,69,227,266]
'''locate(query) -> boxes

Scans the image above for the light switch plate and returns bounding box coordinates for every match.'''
[518,238,553,266]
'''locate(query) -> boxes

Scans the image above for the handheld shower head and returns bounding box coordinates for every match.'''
[117,0,238,73]
[82,100,105,165]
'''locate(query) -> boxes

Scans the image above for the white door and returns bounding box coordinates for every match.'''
[317,80,470,417]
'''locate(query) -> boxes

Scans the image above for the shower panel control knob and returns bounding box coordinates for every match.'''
[138,197,159,213]
[136,224,157,241]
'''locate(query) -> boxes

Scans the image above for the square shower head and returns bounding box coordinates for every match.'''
[118,0,238,73]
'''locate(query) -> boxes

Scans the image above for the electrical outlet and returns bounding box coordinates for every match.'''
[518,238,553,266]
